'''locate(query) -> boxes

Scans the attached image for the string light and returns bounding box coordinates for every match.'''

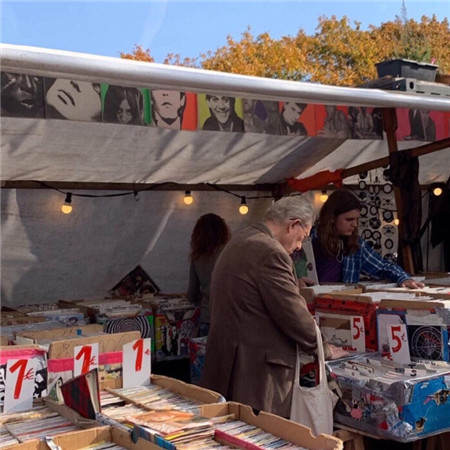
[61,193,72,214]
[319,190,329,203]
[183,190,193,205]
[239,196,249,215]
[432,186,443,197]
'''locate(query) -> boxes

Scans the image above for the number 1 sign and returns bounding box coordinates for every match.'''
[74,343,99,377]
[4,358,36,412]
[123,338,151,388]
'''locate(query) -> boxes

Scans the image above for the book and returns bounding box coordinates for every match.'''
[59,368,101,419]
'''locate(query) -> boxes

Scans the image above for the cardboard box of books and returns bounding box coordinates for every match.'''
[0,396,98,448]
[5,426,155,450]
[130,401,343,450]
[59,298,142,320]
[101,374,225,413]
[328,353,450,442]
[314,291,426,352]
[15,324,140,386]
[0,311,47,326]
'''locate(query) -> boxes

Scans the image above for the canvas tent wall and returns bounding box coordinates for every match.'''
[1,44,449,305]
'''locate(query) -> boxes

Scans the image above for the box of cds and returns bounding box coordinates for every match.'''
[5,425,155,450]
[130,401,342,450]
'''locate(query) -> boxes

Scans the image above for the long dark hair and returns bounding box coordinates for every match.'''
[103,85,143,124]
[317,189,361,257]
[190,213,230,261]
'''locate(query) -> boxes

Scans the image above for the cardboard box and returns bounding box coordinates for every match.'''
[3,425,154,450]
[103,374,225,409]
[133,402,343,450]
[329,353,450,442]
[0,311,47,326]
[0,398,98,448]
[15,325,140,387]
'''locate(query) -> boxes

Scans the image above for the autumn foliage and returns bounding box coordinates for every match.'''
[121,15,450,86]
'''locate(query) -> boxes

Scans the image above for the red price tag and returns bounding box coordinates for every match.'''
[387,323,410,364]
[123,338,151,388]
[4,359,36,413]
[74,343,99,376]
[351,316,365,352]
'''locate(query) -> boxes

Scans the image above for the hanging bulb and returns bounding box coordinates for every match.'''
[394,218,400,226]
[239,196,249,215]
[433,186,443,197]
[61,193,72,214]
[319,190,329,203]
[183,190,193,205]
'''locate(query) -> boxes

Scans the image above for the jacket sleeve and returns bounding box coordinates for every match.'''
[359,239,410,286]
[258,248,319,356]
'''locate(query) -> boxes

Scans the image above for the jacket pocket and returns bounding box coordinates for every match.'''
[265,350,295,368]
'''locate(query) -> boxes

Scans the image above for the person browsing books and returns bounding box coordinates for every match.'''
[312,189,424,288]
[187,213,231,337]
[201,196,345,418]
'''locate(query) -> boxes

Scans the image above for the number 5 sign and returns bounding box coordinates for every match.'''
[4,358,36,413]
[388,323,411,364]
[123,338,151,388]
[351,316,365,352]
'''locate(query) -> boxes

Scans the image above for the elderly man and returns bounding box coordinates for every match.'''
[201,196,343,418]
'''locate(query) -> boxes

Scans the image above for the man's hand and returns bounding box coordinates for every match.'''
[298,277,315,288]
[401,279,425,289]
[327,344,349,360]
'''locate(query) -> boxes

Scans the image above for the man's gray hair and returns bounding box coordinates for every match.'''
[264,196,315,225]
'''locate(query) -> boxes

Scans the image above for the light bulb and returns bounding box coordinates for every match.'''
[319,190,329,203]
[184,191,193,205]
[433,187,443,197]
[239,197,249,215]
[61,193,72,214]
[394,218,400,226]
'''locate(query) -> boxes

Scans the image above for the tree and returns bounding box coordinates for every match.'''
[121,16,450,86]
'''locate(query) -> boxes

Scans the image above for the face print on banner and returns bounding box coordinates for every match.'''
[243,99,281,135]
[1,72,45,118]
[101,84,145,125]
[198,93,244,132]
[278,102,315,136]
[347,106,383,139]
[396,108,447,142]
[315,104,351,139]
[44,78,102,122]
[149,89,197,130]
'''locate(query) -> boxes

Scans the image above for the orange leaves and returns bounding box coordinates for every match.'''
[120,16,450,85]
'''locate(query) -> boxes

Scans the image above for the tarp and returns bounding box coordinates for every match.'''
[1,45,449,305]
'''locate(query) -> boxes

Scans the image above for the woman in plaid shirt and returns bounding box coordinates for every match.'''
[312,189,424,289]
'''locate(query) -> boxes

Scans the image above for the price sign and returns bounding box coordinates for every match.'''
[74,343,99,376]
[4,358,36,412]
[351,316,365,352]
[123,338,151,388]
[387,323,411,364]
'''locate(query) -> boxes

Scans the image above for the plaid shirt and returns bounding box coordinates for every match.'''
[342,238,410,286]
[311,229,410,286]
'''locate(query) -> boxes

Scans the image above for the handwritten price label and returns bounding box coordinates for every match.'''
[4,358,36,412]
[351,316,365,352]
[123,338,151,388]
[388,323,411,364]
[74,343,99,376]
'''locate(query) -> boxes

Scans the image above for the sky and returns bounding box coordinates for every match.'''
[1,1,449,63]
